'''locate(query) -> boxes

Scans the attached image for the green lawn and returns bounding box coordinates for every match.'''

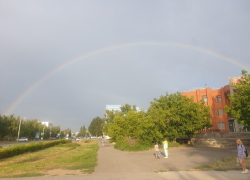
[0,139,99,178]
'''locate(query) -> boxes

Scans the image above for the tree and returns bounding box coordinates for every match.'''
[225,70,250,127]
[149,92,211,141]
[88,117,104,137]
[120,104,137,113]
[77,125,86,137]
[107,109,144,141]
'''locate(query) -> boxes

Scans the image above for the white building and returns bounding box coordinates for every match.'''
[106,105,122,111]
[41,122,49,127]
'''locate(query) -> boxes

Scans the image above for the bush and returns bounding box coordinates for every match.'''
[158,141,180,149]
[0,139,71,160]
[168,141,180,147]
[114,139,151,152]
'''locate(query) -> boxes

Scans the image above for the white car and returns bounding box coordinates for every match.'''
[76,137,82,141]
[104,135,111,140]
[15,137,28,142]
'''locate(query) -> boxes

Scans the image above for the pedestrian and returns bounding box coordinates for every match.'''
[237,139,248,173]
[101,136,105,146]
[163,138,168,158]
[154,142,160,159]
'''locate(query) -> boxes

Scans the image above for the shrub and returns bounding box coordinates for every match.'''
[0,139,70,160]
[168,141,180,147]
[114,139,151,152]
[158,141,180,149]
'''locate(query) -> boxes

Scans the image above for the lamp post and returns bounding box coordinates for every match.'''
[17,117,26,139]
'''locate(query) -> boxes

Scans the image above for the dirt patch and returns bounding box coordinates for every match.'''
[44,169,86,176]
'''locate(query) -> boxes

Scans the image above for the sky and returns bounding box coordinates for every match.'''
[1,0,250,132]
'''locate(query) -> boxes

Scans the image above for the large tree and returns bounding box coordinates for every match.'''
[107,109,145,141]
[149,92,211,140]
[88,116,104,137]
[225,70,250,127]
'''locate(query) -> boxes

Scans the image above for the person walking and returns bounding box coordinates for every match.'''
[154,142,160,159]
[163,138,168,158]
[237,139,248,173]
[101,136,105,146]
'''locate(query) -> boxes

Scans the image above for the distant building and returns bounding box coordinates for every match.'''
[41,122,49,127]
[106,105,122,112]
[181,76,245,133]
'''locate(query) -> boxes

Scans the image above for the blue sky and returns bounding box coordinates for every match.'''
[1,0,250,132]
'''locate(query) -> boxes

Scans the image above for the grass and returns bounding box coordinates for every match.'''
[194,156,250,171]
[0,139,99,178]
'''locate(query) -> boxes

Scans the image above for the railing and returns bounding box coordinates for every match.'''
[202,129,220,133]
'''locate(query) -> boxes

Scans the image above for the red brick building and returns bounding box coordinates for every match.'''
[181,84,240,133]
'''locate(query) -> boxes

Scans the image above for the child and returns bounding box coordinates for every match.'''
[154,142,160,159]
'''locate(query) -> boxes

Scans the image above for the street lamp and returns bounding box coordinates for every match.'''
[17,117,26,139]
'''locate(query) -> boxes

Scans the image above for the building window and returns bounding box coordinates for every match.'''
[218,122,225,130]
[216,96,222,102]
[217,109,223,116]
[202,96,207,102]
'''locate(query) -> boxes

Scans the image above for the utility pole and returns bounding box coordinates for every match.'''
[17,119,21,139]
[17,117,26,139]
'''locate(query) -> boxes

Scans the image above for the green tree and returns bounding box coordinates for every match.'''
[149,92,211,141]
[107,105,145,141]
[77,125,86,137]
[89,117,104,137]
[120,104,137,113]
[225,70,250,127]
[0,115,9,138]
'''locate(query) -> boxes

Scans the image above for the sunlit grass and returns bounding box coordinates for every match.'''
[0,139,99,178]
[194,156,250,171]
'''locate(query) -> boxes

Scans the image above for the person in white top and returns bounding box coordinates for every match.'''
[154,142,160,159]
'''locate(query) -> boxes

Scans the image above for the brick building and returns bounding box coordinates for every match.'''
[181,79,243,133]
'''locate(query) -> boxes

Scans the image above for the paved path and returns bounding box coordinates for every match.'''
[1,141,250,180]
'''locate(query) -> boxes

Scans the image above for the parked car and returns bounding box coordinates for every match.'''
[76,137,82,141]
[15,137,28,142]
[104,135,111,140]
[47,137,54,140]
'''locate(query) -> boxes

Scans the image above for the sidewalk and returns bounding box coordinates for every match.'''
[157,171,250,180]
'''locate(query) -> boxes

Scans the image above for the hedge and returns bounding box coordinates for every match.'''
[0,139,71,159]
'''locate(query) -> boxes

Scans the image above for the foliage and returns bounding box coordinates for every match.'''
[114,140,151,152]
[158,141,180,148]
[77,125,87,137]
[149,92,211,140]
[107,109,145,141]
[0,139,71,160]
[0,115,61,139]
[120,104,137,113]
[225,70,250,127]
[106,93,211,147]
[88,116,104,137]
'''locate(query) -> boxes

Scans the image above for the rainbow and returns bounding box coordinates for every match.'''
[4,41,250,115]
